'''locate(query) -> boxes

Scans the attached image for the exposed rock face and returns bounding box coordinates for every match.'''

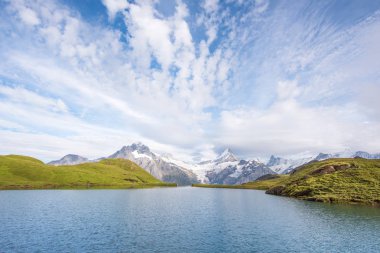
[266,186,285,195]
[48,154,88,165]
[201,150,276,185]
[48,143,199,185]
[266,155,314,174]
[47,145,380,185]
[109,143,199,186]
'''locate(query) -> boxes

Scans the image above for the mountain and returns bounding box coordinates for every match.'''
[0,155,174,189]
[47,145,380,185]
[266,155,314,174]
[48,154,88,165]
[195,149,275,185]
[47,143,199,186]
[213,148,238,163]
[352,151,380,159]
[108,143,199,186]
[266,150,380,174]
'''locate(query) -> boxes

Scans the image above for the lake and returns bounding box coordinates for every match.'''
[0,187,379,252]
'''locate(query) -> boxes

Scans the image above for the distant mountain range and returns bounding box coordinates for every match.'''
[268,150,380,174]
[49,144,380,185]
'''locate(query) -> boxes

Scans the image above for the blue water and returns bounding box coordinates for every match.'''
[0,188,379,253]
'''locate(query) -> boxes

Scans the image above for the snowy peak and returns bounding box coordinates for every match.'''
[48,154,88,165]
[353,151,380,159]
[108,142,198,185]
[315,153,333,160]
[267,155,288,167]
[129,142,151,154]
[214,148,238,164]
[120,142,151,154]
[110,142,155,159]
[266,155,314,174]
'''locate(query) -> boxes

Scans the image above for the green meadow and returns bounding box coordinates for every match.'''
[0,155,176,189]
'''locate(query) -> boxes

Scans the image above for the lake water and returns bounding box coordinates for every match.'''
[0,187,379,253]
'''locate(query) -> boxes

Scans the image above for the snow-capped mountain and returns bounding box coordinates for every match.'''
[47,144,380,185]
[266,155,314,174]
[352,151,380,159]
[194,149,275,185]
[108,143,199,185]
[48,143,199,185]
[48,154,88,165]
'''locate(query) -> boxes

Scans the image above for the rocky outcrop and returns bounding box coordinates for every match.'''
[311,164,351,176]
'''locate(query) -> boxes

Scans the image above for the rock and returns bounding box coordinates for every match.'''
[311,165,336,175]
[266,185,285,195]
[334,164,351,171]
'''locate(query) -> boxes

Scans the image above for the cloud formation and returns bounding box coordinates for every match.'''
[0,0,380,162]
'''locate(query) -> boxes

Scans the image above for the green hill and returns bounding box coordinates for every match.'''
[193,158,380,206]
[265,158,380,205]
[0,155,176,189]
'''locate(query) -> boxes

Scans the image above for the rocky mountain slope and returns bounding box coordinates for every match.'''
[108,143,199,185]
[266,155,314,174]
[48,144,380,185]
[49,143,199,186]
[192,149,275,185]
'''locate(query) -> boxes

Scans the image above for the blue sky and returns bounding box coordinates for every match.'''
[1,0,380,162]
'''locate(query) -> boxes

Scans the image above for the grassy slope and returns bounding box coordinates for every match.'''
[193,158,380,206]
[0,155,176,189]
[267,158,380,205]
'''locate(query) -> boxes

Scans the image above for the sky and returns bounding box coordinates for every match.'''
[1,0,380,162]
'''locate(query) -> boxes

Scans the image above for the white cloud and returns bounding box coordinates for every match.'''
[19,7,40,26]
[101,0,128,20]
[276,80,300,101]
[0,86,68,113]
[0,0,379,162]
[216,98,379,157]
[203,0,219,13]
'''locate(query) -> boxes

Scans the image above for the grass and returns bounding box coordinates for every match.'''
[268,158,380,206]
[193,158,380,206]
[0,155,176,189]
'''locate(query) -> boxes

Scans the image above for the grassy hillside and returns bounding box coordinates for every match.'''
[193,158,380,206]
[265,158,380,205]
[0,155,176,189]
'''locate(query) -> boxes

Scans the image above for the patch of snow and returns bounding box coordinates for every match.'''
[132,150,152,160]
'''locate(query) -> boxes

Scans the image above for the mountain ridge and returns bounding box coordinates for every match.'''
[48,144,380,185]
